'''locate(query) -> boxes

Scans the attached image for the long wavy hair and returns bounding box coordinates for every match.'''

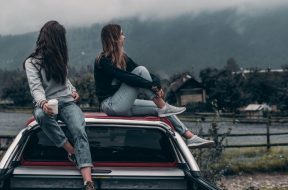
[24,20,68,84]
[98,24,126,69]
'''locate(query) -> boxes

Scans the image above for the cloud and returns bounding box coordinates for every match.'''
[1,0,288,35]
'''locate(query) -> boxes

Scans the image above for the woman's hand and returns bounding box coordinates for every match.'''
[72,91,80,102]
[43,103,54,116]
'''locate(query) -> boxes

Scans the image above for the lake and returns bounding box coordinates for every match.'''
[0,112,31,136]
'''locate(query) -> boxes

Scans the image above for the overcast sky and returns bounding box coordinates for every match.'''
[1,0,288,35]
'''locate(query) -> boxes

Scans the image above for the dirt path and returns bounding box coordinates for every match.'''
[221,173,288,190]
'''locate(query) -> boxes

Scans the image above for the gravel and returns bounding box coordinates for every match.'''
[221,172,288,190]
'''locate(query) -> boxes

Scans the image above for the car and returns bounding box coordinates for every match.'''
[0,112,220,190]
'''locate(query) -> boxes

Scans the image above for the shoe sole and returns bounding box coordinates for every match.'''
[158,107,186,117]
[187,141,214,149]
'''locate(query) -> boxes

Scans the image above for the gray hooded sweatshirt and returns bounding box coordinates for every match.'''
[25,57,76,106]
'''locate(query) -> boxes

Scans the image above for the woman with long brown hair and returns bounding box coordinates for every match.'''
[24,21,95,190]
[94,24,213,148]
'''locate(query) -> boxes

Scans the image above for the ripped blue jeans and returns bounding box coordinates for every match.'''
[34,101,93,169]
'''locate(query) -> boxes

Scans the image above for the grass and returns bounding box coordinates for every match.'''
[221,147,288,175]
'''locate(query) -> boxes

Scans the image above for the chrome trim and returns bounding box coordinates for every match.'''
[174,132,200,171]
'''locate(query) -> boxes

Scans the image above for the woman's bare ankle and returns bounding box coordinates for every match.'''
[183,131,193,139]
[153,97,166,108]
[63,141,75,154]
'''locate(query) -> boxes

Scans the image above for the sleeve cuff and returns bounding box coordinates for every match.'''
[39,100,48,108]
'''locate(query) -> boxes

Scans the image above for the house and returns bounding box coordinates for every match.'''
[167,74,206,106]
[243,103,272,119]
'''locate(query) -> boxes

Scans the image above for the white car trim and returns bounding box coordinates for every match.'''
[13,166,185,177]
[0,128,27,169]
[174,133,200,171]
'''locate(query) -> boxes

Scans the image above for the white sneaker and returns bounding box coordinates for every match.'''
[186,135,214,148]
[157,104,186,117]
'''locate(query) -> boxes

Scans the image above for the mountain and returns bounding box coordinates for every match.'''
[1,7,288,77]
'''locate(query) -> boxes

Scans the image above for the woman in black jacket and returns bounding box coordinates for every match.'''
[94,24,213,148]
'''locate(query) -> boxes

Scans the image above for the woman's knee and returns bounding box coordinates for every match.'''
[71,125,88,141]
[34,108,49,124]
[131,66,150,78]
[67,117,87,136]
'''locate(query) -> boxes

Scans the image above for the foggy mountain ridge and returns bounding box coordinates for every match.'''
[1,8,288,77]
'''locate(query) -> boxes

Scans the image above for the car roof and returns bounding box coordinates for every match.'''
[26,112,173,128]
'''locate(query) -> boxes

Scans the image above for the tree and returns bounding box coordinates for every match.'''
[1,73,32,106]
[72,72,98,107]
[199,67,219,96]
[200,67,244,112]
[242,71,281,105]
[225,57,240,72]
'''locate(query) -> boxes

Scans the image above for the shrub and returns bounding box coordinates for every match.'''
[191,101,232,186]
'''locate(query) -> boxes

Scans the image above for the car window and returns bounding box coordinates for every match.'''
[87,126,175,162]
[22,125,176,163]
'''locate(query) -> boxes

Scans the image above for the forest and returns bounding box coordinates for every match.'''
[2,59,288,113]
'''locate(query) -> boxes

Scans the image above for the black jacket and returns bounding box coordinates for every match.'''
[94,55,160,103]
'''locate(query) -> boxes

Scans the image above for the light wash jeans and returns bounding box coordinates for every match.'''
[101,66,188,135]
[33,101,93,169]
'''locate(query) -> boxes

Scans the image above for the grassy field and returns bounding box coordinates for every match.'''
[200,147,288,189]
[222,147,288,174]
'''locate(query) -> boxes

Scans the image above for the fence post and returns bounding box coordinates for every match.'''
[211,122,219,146]
[266,113,271,150]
